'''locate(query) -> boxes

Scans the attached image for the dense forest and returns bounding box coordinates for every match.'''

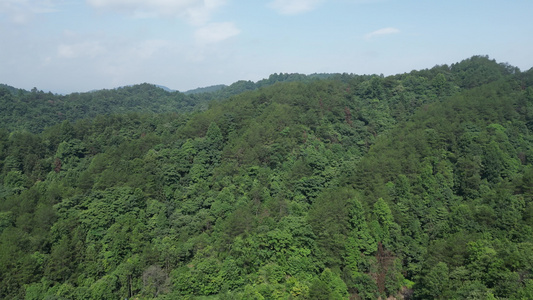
[1,56,532,299]
[0,72,333,134]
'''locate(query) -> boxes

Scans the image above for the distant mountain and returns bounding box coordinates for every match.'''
[0,74,353,133]
[1,56,524,133]
[155,85,175,92]
[0,83,210,133]
[184,84,227,95]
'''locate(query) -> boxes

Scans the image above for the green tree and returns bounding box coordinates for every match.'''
[415,262,450,299]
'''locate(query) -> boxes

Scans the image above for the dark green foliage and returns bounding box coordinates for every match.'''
[0,83,203,133]
[0,56,532,299]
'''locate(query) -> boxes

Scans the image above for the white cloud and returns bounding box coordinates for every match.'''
[132,39,170,59]
[85,1,240,45]
[86,0,226,25]
[268,0,323,15]
[0,0,59,24]
[365,27,400,39]
[57,41,106,58]
[194,22,240,44]
[43,32,183,91]
[56,32,170,61]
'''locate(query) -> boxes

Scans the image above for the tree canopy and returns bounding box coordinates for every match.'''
[1,56,532,299]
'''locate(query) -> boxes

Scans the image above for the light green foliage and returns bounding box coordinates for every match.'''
[88,275,118,300]
[372,198,395,246]
[3,170,30,193]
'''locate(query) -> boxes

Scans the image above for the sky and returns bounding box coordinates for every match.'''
[1,0,532,94]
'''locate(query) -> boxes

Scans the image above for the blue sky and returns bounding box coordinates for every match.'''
[1,0,532,94]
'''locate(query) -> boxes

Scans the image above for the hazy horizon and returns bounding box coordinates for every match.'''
[1,0,532,94]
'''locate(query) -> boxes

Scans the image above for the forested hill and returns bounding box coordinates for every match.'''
[0,83,205,133]
[1,56,533,299]
[0,72,338,134]
[184,72,340,98]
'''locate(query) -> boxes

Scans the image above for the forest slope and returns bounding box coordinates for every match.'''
[0,56,532,299]
[0,72,340,134]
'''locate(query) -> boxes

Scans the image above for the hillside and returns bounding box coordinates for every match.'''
[0,83,204,133]
[0,73,343,134]
[0,56,532,299]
